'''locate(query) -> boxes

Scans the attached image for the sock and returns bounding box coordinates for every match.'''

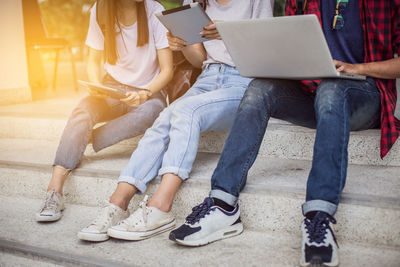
[305,211,318,220]
[212,197,235,212]
[305,211,331,220]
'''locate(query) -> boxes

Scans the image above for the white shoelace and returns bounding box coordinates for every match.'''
[91,204,117,229]
[40,190,59,212]
[120,195,150,227]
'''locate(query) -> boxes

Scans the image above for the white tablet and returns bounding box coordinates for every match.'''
[156,3,212,45]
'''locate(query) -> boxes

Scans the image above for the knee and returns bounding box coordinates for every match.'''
[170,100,195,125]
[240,79,280,111]
[315,80,345,115]
[149,106,172,129]
[138,97,166,119]
[69,97,98,123]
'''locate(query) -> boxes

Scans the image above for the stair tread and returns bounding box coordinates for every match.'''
[1,97,400,167]
[1,196,399,267]
[0,138,399,203]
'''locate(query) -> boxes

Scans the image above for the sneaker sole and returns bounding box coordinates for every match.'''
[35,212,62,222]
[300,263,338,267]
[77,231,109,242]
[107,219,176,241]
[170,222,243,247]
[300,256,339,267]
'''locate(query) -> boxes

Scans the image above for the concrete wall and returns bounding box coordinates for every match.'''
[0,0,31,105]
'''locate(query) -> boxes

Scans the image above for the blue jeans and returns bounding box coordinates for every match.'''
[54,74,166,170]
[118,64,253,193]
[210,78,380,216]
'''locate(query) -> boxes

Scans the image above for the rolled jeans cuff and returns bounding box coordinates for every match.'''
[158,166,189,180]
[53,160,75,171]
[302,200,337,217]
[118,176,147,194]
[209,189,238,206]
[52,162,72,171]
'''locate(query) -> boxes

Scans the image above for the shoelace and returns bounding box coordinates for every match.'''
[305,212,337,244]
[185,197,213,224]
[41,190,58,212]
[139,195,149,224]
[121,195,150,226]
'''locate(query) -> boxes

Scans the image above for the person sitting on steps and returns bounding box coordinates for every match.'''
[77,0,273,242]
[171,1,400,267]
[36,0,173,223]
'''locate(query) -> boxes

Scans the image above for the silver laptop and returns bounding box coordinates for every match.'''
[215,15,366,80]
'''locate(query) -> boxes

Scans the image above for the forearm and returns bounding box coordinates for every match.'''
[86,47,103,83]
[182,43,207,69]
[358,57,400,79]
[146,67,174,94]
[87,61,102,83]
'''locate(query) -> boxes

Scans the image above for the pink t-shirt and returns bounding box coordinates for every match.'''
[85,0,169,88]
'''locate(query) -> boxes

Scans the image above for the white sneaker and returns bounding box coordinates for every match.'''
[300,211,339,267]
[36,189,65,222]
[77,203,129,242]
[169,197,243,246]
[107,195,175,241]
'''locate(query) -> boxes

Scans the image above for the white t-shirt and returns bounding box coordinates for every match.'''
[183,0,273,66]
[85,0,169,88]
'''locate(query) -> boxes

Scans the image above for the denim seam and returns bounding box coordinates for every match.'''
[80,124,93,168]
[234,102,271,195]
[175,96,244,172]
[336,84,374,202]
[141,138,169,180]
[336,91,346,204]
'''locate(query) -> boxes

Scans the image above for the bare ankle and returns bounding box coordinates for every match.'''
[147,197,173,212]
[109,182,138,211]
[109,195,130,211]
[47,165,70,196]
[47,187,63,195]
[146,173,182,212]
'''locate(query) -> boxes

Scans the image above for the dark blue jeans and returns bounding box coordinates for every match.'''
[209,78,380,216]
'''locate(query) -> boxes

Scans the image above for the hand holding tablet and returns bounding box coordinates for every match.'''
[156,3,212,45]
[78,80,151,104]
[200,21,222,40]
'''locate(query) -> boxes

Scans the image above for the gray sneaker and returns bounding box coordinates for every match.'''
[36,189,65,222]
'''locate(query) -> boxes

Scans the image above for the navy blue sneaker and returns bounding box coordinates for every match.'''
[169,197,243,246]
[300,211,339,267]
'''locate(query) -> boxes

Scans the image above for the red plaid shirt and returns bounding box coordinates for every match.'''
[285,0,400,158]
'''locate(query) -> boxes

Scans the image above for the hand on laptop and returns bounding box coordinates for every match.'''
[200,20,222,40]
[334,60,363,75]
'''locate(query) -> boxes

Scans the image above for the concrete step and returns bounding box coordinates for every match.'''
[0,98,399,166]
[1,196,399,267]
[0,138,399,248]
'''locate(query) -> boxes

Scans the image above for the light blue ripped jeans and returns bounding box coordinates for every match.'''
[118,64,253,193]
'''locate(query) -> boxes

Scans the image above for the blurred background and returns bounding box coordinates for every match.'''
[0,0,324,106]
[38,0,285,53]
[27,0,286,100]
